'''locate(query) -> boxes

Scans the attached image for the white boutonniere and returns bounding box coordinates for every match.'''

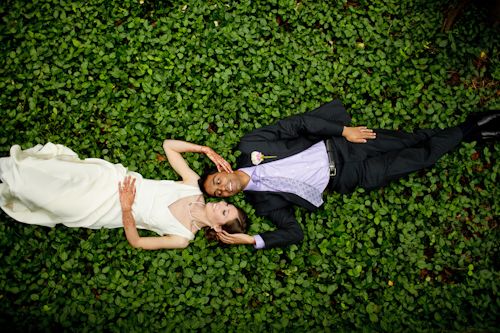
[251,151,277,165]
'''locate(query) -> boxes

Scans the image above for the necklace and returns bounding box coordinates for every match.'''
[188,202,205,231]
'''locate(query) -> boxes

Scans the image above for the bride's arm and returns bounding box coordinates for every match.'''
[119,176,189,249]
[162,139,232,184]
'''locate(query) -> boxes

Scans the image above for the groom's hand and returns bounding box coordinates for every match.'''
[218,231,255,245]
[342,126,376,143]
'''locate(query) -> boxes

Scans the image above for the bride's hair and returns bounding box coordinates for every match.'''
[204,207,249,242]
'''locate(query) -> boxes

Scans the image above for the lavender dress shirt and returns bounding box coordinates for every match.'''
[239,141,330,249]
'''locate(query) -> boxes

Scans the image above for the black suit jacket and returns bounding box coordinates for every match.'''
[235,99,352,248]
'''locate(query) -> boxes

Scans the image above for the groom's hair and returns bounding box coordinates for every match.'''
[198,167,218,197]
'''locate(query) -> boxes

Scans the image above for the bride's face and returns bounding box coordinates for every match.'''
[205,201,239,230]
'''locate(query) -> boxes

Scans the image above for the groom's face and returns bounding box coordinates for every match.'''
[203,172,242,197]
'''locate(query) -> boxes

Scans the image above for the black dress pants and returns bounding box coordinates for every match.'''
[329,126,463,194]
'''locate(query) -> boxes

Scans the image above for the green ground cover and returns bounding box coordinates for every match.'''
[1,0,499,331]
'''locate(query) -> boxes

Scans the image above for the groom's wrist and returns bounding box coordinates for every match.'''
[253,235,265,249]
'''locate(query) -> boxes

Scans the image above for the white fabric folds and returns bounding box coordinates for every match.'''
[0,143,197,240]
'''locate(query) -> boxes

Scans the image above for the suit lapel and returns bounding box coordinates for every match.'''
[236,137,317,168]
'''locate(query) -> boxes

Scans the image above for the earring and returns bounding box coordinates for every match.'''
[210,227,213,229]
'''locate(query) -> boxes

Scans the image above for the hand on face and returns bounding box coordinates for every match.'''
[203,147,233,174]
[217,231,254,245]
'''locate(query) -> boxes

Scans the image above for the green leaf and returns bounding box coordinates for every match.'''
[327,284,338,295]
[184,268,194,278]
[366,302,377,314]
[192,274,203,284]
[151,86,162,95]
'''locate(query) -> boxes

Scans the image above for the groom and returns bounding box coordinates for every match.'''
[198,99,500,249]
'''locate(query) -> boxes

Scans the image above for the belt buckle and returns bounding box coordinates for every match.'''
[330,166,336,177]
[325,139,336,177]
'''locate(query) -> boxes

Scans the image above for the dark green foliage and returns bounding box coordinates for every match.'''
[1,0,499,331]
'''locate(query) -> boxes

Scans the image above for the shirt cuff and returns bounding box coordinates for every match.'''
[253,235,265,249]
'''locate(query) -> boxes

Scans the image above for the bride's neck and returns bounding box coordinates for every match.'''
[188,202,210,228]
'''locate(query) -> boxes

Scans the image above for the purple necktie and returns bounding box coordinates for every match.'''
[253,175,324,207]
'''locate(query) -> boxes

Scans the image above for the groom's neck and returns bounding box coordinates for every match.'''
[234,170,250,191]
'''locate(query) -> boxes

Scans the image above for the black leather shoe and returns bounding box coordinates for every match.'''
[465,110,500,127]
[480,130,500,141]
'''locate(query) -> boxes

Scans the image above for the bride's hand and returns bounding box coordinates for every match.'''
[118,176,136,213]
[202,146,233,173]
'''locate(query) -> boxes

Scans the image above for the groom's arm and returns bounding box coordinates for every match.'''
[241,112,375,144]
[257,208,304,248]
[217,208,304,249]
[239,99,373,144]
[239,99,349,142]
[240,112,346,142]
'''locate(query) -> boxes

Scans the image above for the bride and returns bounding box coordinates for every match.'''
[0,139,248,250]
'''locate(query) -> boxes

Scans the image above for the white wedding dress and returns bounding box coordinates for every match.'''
[0,143,198,240]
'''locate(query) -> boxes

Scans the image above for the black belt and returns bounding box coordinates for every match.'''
[324,139,337,177]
